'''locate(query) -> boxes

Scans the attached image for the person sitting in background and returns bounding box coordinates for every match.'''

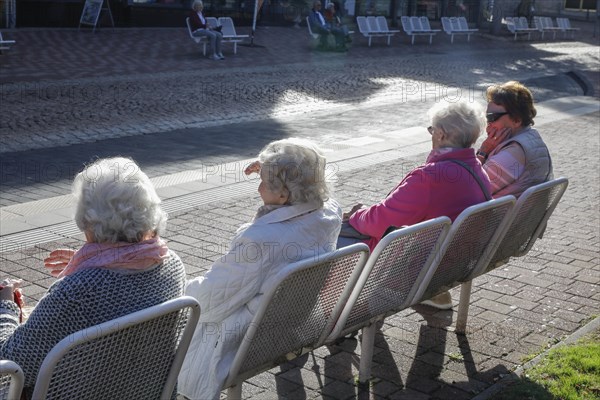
[189,0,224,60]
[323,2,351,44]
[178,138,342,400]
[476,81,553,198]
[0,157,185,398]
[339,101,491,310]
[309,1,347,51]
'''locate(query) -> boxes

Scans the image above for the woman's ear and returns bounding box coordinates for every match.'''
[279,189,290,205]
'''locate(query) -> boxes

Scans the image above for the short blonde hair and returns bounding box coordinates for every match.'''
[73,157,167,243]
[258,138,330,207]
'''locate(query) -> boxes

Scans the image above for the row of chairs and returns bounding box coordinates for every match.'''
[356,16,399,46]
[506,16,579,40]
[223,177,569,394]
[185,16,249,56]
[441,16,479,43]
[347,16,478,47]
[1,177,568,399]
[400,16,442,45]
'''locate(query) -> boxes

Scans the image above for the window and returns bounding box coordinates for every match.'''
[564,0,597,11]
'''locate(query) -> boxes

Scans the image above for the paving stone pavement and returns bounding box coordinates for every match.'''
[0,18,599,400]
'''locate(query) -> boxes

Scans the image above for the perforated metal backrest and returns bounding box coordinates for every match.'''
[414,197,515,303]
[376,16,390,32]
[400,16,411,33]
[366,16,380,32]
[441,17,452,33]
[450,17,461,31]
[419,16,432,31]
[410,16,423,32]
[186,17,194,38]
[457,17,469,30]
[0,360,24,400]
[331,217,451,339]
[306,16,316,37]
[356,16,369,34]
[205,16,218,29]
[224,244,369,386]
[218,17,236,36]
[32,297,200,400]
[485,178,568,271]
[544,17,556,29]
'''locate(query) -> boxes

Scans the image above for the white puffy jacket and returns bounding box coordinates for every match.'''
[178,199,342,400]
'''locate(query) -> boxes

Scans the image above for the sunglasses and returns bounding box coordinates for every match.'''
[486,112,509,123]
[427,126,435,135]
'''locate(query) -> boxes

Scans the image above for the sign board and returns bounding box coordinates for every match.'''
[79,0,114,32]
[80,0,104,28]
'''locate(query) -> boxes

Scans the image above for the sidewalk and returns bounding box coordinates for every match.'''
[1,21,599,399]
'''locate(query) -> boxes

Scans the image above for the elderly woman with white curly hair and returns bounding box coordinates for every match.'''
[0,157,185,398]
[178,138,342,400]
[340,101,492,309]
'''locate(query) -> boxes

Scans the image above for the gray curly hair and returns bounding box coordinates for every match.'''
[427,100,485,148]
[258,138,330,207]
[73,157,167,243]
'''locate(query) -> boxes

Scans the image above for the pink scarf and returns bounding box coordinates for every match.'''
[59,237,170,278]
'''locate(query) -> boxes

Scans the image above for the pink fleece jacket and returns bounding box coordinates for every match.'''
[349,148,491,250]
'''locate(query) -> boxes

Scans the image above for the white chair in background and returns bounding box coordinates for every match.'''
[556,17,579,38]
[218,17,249,54]
[401,16,437,44]
[186,17,209,56]
[356,16,389,46]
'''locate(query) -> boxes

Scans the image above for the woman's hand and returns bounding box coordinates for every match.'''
[244,160,261,176]
[480,126,512,155]
[343,203,365,221]
[0,278,22,301]
[44,249,76,277]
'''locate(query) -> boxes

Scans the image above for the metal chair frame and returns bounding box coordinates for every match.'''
[32,296,200,400]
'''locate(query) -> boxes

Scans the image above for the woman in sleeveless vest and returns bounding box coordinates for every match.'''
[476,81,553,198]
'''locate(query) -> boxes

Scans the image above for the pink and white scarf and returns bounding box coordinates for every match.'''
[59,237,170,278]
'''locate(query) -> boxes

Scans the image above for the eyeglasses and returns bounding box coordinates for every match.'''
[427,126,435,135]
[486,112,509,123]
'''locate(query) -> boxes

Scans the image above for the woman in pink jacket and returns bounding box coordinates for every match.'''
[339,101,492,309]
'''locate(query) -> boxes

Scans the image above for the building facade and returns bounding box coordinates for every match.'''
[6,0,598,28]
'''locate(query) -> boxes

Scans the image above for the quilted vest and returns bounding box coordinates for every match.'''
[490,126,553,197]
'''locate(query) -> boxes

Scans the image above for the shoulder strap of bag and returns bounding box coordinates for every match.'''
[447,159,492,201]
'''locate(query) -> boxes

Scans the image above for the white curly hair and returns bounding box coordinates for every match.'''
[258,138,331,207]
[73,157,167,243]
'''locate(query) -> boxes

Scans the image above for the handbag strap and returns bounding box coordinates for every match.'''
[447,159,492,201]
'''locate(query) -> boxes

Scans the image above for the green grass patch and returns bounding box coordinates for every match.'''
[491,329,600,400]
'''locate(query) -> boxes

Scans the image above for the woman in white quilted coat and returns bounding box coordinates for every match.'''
[178,138,342,400]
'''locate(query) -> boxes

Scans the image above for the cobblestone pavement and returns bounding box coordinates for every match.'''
[0,18,599,400]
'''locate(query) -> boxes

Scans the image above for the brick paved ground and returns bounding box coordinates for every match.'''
[0,16,599,400]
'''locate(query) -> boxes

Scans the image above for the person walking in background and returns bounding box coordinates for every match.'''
[476,81,553,198]
[0,157,186,399]
[189,0,224,60]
